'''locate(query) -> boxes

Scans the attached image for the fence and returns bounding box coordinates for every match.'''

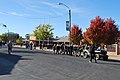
[107,44,120,55]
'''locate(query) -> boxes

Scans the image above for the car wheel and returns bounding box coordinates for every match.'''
[103,55,108,61]
[96,54,100,60]
[83,52,88,58]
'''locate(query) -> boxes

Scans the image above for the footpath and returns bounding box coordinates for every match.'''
[107,54,120,60]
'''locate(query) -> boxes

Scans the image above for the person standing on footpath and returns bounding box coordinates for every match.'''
[53,44,57,54]
[7,40,12,54]
[0,40,2,48]
[89,44,97,63]
[69,44,73,56]
[33,42,36,49]
[30,41,33,50]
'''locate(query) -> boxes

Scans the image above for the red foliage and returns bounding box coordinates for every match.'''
[84,16,105,44]
[84,16,119,45]
[103,18,119,44]
[69,24,83,45]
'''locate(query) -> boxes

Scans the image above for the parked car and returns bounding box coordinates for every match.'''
[80,46,108,61]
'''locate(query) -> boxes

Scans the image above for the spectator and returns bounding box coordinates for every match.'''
[30,41,33,50]
[0,40,2,48]
[33,42,37,49]
[53,44,57,54]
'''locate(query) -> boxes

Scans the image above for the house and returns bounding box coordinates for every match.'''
[27,34,70,46]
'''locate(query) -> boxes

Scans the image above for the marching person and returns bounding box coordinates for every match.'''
[53,44,57,54]
[30,41,33,50]
[7,40,12,54]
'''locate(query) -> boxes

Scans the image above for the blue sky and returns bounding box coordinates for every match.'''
[0,0,120,38]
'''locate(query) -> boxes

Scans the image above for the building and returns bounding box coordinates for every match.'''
[28,34,70,46]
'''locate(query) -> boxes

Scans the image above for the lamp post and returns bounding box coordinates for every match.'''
[58,3,72,44]
[0,24,9,42]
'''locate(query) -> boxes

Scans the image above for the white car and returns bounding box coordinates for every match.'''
[81,47,108,61]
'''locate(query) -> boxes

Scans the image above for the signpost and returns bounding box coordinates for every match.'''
[66,21,70,31]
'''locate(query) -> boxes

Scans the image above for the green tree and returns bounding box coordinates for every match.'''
[25,34,30,40]
[33,24,54,40]
[16,37,22,44]
[0,33,7,42]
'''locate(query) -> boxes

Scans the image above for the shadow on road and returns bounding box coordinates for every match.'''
[107,59,120,62]
[97,59,120,66]
[0,52,22,75]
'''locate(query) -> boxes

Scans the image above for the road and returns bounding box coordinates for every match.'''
[0,47,120,80]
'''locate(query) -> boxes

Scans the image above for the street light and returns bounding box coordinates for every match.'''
[58,3,72,44]
[0,24,9,42]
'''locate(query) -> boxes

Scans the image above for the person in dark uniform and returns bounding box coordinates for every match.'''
[89,44,97,63]
[7,40,12,54]
[56,44,60,54]
[60,43,65,54]
[30,41,33,50]
[53,44,57,54]
[0,40,2,48]
[33,42,36,49]
[69,44,73,55]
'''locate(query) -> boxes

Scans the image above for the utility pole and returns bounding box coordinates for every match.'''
[58,3,72,44]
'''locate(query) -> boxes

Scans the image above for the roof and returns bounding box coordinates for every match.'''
[53,36,70,42]
[26,36,70,43]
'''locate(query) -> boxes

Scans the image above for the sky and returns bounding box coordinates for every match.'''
[0,0,120,38]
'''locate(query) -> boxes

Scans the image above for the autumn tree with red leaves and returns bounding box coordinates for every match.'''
[69,24,83,45]
[84,16,105,44]
[84,16,119,45]
[103,18,119,44]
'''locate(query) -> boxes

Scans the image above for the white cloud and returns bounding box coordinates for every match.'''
[0,11,7,15]
[70,6,93,18]
[0,11,30,17]
[8,12,30,17]
[41,1,60,9]
[0,11,4,14]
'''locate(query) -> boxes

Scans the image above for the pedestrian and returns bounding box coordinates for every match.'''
[30,41,33,50]
[56,44,60,54]
[69,44,73,55]
[20,43,23,47]
[0,40,2,48]
[33,42,36,49]
[40,43,42,49]
[60,43,65,54]
[7,40,12,54]
[26,42,29,48]
[53,44,57,54]
[89,44,97,63]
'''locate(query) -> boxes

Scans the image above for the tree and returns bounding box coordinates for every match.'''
[84,16,104,44]
[103,18,119,44]
[16,37,22,45]
[33,24,54,40]
[84,16,119,45]
[69,24,83,45]
[0,33,7,42]
[25,34,30,40]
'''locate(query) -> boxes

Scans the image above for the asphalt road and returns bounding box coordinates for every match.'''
[0,47,120,80]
